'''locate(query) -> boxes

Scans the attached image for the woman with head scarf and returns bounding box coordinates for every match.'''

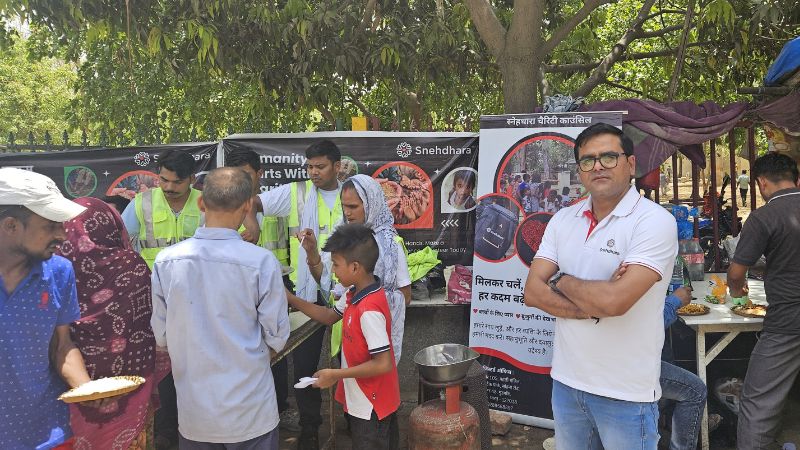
[57,197,169,450]
[299,174,411,362]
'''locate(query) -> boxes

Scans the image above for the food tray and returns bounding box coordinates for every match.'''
[59,376,145,403]
[677,304,710,316]
[731,304,767,318]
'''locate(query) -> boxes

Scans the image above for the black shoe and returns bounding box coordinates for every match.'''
[297,427,319,450]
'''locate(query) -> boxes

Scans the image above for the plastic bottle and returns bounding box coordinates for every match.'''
[679,238,705,281]
[667,256,685,295]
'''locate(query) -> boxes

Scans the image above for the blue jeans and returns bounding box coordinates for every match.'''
[659,361,706,450]
[552,380,659,450]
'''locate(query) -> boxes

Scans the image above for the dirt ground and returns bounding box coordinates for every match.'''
[276,393,800,449]
[665,175,765,221]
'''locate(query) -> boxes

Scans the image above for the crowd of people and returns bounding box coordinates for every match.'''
[2,123,798,450]
[1,141,408,450]
[501,173,580,216]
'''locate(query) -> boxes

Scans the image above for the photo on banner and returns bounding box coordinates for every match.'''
[470,112,623,428]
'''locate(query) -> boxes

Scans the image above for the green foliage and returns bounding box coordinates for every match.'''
[0,33,79,144]
[0,0,795,136]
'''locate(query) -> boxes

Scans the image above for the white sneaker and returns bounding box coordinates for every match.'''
[543,437,556,450]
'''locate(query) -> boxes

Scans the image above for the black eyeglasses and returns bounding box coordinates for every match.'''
[577,152,625,172]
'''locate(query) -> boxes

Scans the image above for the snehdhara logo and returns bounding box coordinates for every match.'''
[396,142,412,158]
[396,141,473,158]
[134,152,151,167]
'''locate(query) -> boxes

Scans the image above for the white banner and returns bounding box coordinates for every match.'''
[470,112,624,427]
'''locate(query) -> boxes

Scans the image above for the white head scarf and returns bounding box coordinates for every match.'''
[344,175,400,290]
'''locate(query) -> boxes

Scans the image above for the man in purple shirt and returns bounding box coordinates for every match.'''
[0,168,94,449]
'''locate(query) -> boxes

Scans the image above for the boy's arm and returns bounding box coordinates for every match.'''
[313,351,393,389]
[286,289,341,325]
[313,309,393,388]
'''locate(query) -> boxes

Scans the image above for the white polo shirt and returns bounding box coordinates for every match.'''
[534,186,677,402]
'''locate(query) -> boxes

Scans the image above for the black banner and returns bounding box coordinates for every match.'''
[0,143,218,200]
[222,132,479,266]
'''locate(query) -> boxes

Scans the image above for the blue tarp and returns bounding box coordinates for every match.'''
[765,36,800,86]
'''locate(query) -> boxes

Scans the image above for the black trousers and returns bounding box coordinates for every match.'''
[348,412,399,450]
[273,294,327,430]
[154,372,179,441]
[740,188,748,206]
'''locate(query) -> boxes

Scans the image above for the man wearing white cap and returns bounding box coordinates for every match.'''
[0,167,94,449]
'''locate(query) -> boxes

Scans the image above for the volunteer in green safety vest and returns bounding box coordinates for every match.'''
[225,149,288,266]
[119,148,203,449]
[243,140,342,449]
[121,149,204,269]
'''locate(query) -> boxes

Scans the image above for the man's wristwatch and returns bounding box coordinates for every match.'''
[549,272,567,295]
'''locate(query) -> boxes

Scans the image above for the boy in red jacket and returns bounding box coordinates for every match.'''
[287,223,400,449]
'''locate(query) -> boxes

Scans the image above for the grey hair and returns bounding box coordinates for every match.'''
[201,167,253,211]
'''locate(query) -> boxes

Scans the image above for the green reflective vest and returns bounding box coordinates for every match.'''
[287,180,342,286]
[259,215,290,267]
[134,187,203,268]
[237,215,289,266]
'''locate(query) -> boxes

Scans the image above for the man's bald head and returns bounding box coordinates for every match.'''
[201,167,253,211]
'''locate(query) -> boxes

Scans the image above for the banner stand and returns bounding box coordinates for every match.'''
[470,112,624,426]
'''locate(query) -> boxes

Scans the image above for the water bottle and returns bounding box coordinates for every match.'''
[667,256,685,295]
[679,238,705,281]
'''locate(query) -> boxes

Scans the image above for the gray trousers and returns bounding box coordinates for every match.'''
[737,331,800,450]
[179,428,278,450]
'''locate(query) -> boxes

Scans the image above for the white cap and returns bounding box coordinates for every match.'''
[0,168,87,222]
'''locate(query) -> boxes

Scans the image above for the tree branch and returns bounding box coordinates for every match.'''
[347,96,375,118]
[573,0,659,97]
[603,79,663,102]
[544,42,714,73]
[643,9,686,22]
[319,107,336,130]
[634,23,684,39]
[463,0,507,57]
[542,0,613,55]
[360,0,377,29]
[665,0,695,100]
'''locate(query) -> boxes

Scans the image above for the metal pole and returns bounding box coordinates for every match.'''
[672,153,680,203]
[748,127,757,210]
[655,167,661,204]
[728,130,739,236]
[692,163,700,238]
[709,140,720,271]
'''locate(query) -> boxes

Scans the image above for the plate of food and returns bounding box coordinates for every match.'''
[677,303,710,316]
[731,303,767,318]
[374,164,432,226]
[59,376,145,403]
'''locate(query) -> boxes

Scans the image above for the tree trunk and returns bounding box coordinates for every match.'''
[501,56,539,113]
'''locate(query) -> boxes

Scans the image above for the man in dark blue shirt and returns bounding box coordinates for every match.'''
[0,168,93,449]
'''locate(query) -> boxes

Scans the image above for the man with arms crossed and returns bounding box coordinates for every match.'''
[524,123,677,448]
[727,153,800,449]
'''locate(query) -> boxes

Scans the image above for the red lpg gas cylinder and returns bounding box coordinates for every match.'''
[408,400,480,450]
